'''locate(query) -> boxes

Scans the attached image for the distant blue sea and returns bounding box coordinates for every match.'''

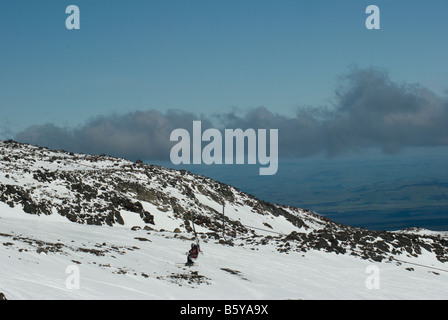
[321,208,448,231]
[151,148,448,232]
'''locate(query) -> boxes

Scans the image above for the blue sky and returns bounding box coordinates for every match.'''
[1,0,447,135]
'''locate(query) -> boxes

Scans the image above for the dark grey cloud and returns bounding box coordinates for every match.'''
[323,66,448,155]
[15,110,213,161]
[14,66,448,161]
[218,66,448,157]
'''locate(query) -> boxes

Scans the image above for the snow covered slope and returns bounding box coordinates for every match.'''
[0,140,447,299]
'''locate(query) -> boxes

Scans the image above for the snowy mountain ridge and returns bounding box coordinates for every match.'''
[1,140,447,299]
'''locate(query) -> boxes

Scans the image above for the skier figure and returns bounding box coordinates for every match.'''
[186,243,201,266]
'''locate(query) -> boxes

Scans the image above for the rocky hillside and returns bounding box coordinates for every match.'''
[1,139,447,265]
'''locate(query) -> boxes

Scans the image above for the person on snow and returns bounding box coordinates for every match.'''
[186,243,201,265]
